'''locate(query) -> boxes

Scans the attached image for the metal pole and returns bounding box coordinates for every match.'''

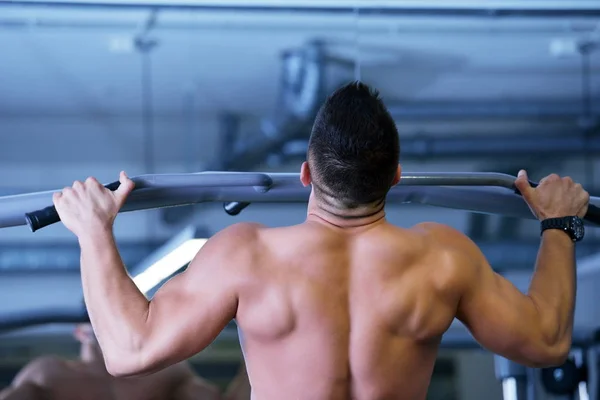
[494,356,530,400]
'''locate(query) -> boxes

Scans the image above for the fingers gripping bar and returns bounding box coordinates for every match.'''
[25,181,122,233]
[8,172,600,232]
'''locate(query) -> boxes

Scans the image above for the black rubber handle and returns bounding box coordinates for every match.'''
[223,201,251,216]
[25,181,121,233]
[513,179,600,225]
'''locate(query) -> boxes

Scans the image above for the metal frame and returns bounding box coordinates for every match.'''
[495,356,531,400]
[3,171,600,229]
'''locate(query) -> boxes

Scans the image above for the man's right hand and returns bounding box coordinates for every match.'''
[514,170,590,220]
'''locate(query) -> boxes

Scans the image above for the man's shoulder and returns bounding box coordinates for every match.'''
[409,222,483,274]
[411,222,474,249]
[13,356,70,386]
[412,222,487,278]
[213,222,265,239]
[204,223,269,263]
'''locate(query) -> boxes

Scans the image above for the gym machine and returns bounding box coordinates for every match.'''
[495,347,590,400]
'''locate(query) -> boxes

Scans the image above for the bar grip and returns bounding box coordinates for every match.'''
[223,201,251,216]
[513,179,600,225]
[25,181,121,232]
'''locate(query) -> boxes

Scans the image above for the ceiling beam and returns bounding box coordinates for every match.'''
[2,0,600,16]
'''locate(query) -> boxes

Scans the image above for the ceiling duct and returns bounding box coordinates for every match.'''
[385,100,599,121]
[210,40,326,172]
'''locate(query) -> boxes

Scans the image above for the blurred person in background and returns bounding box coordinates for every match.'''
[0,324,249,400]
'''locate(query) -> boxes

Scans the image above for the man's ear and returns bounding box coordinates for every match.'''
[300,162,312,187]
[391,164,402,186]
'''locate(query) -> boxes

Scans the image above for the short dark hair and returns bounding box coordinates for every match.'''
[307,81,400,208]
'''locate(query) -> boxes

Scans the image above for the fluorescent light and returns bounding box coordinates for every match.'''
[501,378,518,400]
[125,226,210,295]
[133,238,207,294]
[579,382,589,400]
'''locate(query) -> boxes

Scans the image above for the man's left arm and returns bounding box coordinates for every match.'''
[53,173,257,377]
[78,222,255,377]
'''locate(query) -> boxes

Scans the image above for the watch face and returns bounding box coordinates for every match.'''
[570,217,585,241]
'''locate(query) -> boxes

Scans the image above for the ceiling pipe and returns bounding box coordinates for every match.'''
[2,1,600,16]
[281,131,600,160]
[386,100,599,121]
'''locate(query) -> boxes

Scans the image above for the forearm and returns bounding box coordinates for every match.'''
[528,229,576,347]
[79,229,151,368]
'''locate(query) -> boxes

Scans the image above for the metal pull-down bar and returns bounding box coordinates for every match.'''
[0,171,595,232]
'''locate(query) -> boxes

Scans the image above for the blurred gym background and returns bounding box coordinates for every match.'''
[0,1,599,399]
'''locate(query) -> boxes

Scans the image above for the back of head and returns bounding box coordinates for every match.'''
[307,81,400,208]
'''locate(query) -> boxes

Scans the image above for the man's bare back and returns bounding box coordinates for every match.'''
[236,220,458,400]
[234,206,579,400]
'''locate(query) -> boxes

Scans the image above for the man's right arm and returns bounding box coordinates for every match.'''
[438,171,588,368]
[452,227,575,367]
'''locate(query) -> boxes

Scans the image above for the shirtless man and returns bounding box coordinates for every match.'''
[52,81,590,399]
[0,324,248,400]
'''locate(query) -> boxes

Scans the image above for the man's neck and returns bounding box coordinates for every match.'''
[306,193,386,229]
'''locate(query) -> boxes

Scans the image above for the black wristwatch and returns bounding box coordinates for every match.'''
[540,216,585,242]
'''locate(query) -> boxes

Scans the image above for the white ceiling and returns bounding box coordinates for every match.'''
[0,6,598,118]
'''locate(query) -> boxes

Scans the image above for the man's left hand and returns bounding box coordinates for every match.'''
[53,171,135,238]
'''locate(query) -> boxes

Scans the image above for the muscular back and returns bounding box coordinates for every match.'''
[236,220,461,400]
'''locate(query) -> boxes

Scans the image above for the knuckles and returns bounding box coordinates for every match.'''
[85,176,100,187]
[66,177,101,193]
[562,176,573,184]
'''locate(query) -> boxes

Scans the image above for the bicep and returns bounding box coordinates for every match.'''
[420,223,545,364]
[140,224,255,373]
[141,267,237,372]
[455,243,547,364]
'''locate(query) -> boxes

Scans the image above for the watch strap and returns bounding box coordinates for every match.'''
[540,217,571,233]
